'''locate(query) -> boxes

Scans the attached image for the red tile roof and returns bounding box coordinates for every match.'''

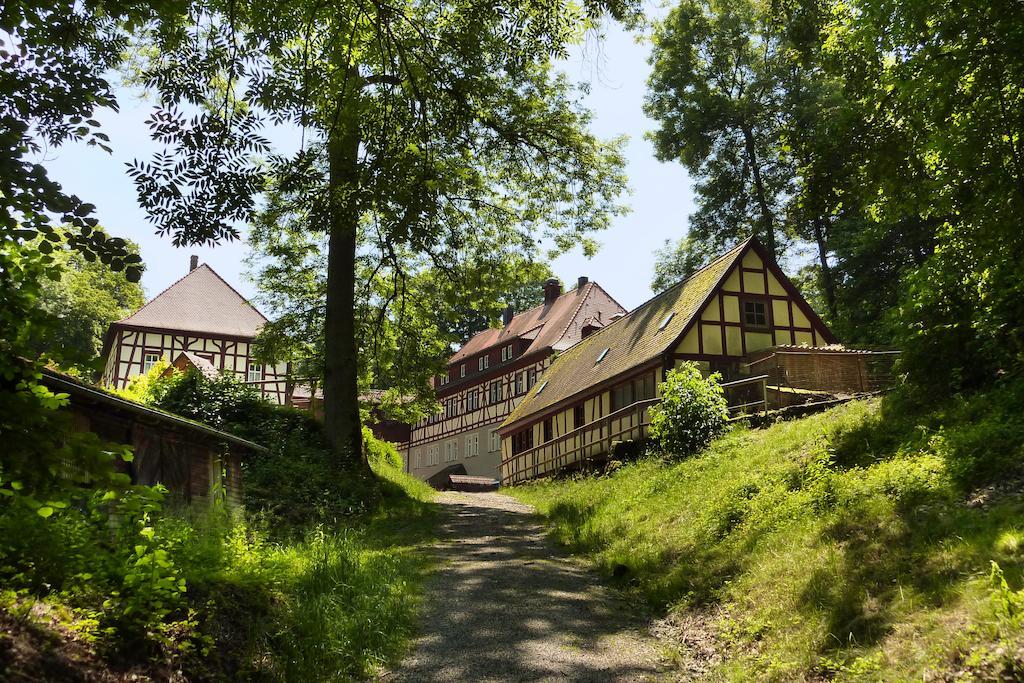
[114,264,267,338]
[448,281,626,364]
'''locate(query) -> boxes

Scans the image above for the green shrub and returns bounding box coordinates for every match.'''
[146,370,362,529]
[649,363,729,457]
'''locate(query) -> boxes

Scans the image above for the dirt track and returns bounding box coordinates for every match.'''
[388,491,668,682]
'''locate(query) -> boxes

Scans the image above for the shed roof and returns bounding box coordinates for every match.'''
[114,264,267,338]
[448,281,625,365]
[41,367,266,452]
[500,239,752,431]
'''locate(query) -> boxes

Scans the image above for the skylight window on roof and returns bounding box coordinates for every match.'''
[535,381,548,395]
[658,311,675,331]
[595,347,610,364]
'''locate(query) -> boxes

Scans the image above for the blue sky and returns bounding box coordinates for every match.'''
[40,7,693,311]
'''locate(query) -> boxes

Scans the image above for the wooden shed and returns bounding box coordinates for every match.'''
[41,368,264,506]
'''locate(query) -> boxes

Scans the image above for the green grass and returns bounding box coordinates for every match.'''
[0,458,437,681]
[189,459,437,680]
[510,382,1024,680]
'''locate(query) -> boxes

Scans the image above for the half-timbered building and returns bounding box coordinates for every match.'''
[407,277,627,482]
[101,257,289,404]
[498,237,837,484]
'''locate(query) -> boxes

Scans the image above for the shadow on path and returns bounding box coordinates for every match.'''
[387,492,668,682]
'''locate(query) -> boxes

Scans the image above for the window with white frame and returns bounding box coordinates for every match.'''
[414,449,422,468]
[478,355,489,371]
[428,445,439,465]
[526,368,537,390]
[465,433,479,457]
[501,344,513,362]
[488,380,502,404]
[445,440,459,462]
[247,362,263,383]
[516,371,525,395]
[460,363,466,378]
[466,389,480,411]
[489,429,500,453]
[143,352,161,373]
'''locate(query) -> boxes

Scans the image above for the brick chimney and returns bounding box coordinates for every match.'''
[189,255,199,272]
[502,305,515,326]
[543,278,561,305]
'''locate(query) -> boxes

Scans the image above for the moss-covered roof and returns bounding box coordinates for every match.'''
[500,239,751,431]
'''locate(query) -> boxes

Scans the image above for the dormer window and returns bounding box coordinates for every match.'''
[479,355,489,371]
[460,363,466,378]
[501,344,513,362]
[595,347,610,364]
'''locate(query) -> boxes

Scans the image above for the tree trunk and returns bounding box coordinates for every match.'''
[323,102,366,469]
[741,125,777,257]
[811,216,837,321]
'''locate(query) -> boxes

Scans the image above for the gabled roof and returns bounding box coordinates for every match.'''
[113,264,267,339]
[448,281,626,365]
[501,239,753,430]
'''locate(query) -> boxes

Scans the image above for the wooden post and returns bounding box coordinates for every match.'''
[762,377,768,416]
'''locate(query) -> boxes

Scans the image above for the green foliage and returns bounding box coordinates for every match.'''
[112,357,174,403]
[512,387,1024,679]
[646,0,795,258]
[29,233,145,372]
[647,0,1024,392]
[145,368,424,529]
[649,363,729,457]
[1,475,436,678]
[364,426,403,470]
[650,236,714,293]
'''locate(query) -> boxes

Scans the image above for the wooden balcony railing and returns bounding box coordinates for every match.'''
[720,374,769,418]
[500,398,659,486]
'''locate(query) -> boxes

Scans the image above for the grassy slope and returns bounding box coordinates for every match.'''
[510,385,1024,680]
[0,460,437,682]
[191,459,438,680]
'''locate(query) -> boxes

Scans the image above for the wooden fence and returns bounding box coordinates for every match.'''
[720,375,769,418]
[742,348,900,394]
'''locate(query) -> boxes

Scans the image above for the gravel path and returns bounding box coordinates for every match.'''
[387,491,669,682]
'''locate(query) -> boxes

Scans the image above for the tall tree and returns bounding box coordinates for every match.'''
[645,0,793,258]
[131,0,632,466]
[824,0,1024,387]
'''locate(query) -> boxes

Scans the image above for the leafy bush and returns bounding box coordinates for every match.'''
[149,369,416,530]
[112,357,173,403]
[649,363,729,457]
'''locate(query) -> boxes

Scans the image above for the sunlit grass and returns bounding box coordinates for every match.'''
[511,384,1024,680]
